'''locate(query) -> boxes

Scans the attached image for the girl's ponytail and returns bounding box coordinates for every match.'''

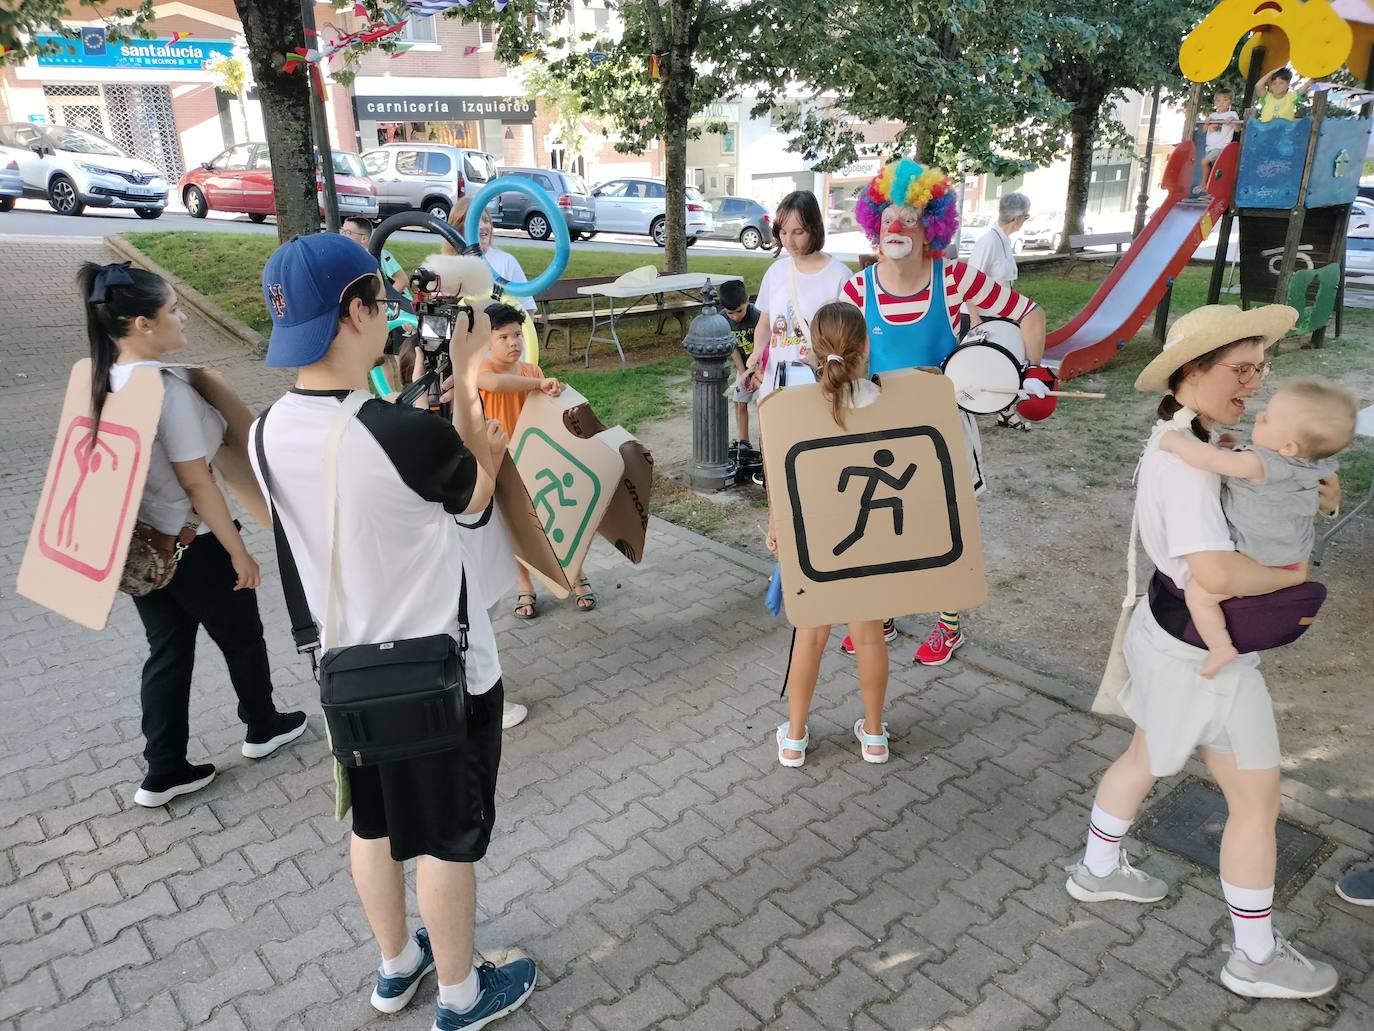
[76,261,168,433]
[809,302,869,428]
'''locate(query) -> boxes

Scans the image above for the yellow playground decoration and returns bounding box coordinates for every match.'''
[1180,0,1363,82]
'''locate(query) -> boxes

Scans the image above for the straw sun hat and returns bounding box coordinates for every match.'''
[1134,303,1297,393]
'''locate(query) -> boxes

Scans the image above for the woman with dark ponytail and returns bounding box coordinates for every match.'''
[765,302,892,768]
[78,261,306,808]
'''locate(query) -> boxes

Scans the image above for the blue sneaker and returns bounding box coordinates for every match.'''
[433,958,537,1031]
[371,928,436,1014]
[1336,868,1374,907]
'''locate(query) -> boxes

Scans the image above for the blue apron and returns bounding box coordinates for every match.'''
[863,258,985,493]
[865,258,958,374]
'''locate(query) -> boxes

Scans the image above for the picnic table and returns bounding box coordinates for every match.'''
[1314,403,1374,564]
[577,271,745,368]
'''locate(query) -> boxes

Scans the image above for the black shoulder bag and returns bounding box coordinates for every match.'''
[255,391,471,768]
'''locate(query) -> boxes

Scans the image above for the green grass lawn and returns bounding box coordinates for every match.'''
[125,229,1372,494]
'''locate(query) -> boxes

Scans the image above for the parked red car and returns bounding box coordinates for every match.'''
[178,142,378,221]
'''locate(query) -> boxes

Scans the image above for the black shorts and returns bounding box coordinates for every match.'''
[347,679,503,863]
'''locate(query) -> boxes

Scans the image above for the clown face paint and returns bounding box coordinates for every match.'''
[880,205,924,260]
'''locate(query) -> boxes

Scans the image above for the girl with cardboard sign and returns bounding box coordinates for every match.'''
[78,262,306,808]
[766,302,893,767]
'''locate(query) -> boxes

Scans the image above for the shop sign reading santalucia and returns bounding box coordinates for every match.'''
[35,33,235,70]
[355,96,536,122]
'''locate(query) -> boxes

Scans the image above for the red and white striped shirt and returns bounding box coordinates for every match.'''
[841,260,1036,333]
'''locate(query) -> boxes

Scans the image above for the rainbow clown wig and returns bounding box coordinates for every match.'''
[855,158,959,256]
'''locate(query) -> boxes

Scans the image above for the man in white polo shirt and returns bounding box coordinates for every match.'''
[249,233,535,1030]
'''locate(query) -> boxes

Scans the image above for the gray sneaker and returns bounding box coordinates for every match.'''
[1065,853,1168,903]
[1220,932,1338,999]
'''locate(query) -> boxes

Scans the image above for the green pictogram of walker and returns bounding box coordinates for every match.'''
[513,427,603,567]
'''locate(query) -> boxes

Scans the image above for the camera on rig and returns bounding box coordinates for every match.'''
[393,254,495,413]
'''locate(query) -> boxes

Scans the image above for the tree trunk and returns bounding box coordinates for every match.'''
[1060,99,1100,254]
[234,0,316,242]
[659,0,696,275]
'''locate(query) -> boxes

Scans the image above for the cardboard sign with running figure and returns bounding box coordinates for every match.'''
[759,368,987,627]
[497,386,653,597]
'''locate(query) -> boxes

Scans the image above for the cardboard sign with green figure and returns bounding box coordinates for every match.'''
[502,387,653,594]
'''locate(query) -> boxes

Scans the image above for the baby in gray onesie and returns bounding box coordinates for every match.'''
[1161,378,1357,677]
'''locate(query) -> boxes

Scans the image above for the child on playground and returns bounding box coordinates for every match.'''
[1255,67,1303,122]
[1159,376,1357,676]
[478,302,564,621]
[720,278,761,447]
[1198,88,1240,192]
[767,301,890,767]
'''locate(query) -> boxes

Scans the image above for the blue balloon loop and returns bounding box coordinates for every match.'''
[464,178,570,296]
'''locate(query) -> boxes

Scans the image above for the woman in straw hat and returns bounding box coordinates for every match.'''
[1066,304,1341,1001]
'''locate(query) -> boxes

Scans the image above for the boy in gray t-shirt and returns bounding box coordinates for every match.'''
[1160,378,1357,677]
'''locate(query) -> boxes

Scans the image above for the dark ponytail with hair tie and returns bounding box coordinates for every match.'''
[76,261,169,434]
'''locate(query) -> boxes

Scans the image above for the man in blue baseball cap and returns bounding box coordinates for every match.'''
[249,233,535,1029]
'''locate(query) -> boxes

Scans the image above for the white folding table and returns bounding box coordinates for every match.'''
[1314,403,1374,564]
[576,272,745,369]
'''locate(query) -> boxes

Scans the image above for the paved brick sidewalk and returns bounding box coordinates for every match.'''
[2,240,1373,1031]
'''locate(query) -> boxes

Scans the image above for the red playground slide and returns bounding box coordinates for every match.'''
[1042,139,1237,380]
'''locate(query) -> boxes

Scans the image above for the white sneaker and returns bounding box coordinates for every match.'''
[1065,853,1168,903]
[1220,932,1338,999]
[502,701,528,730]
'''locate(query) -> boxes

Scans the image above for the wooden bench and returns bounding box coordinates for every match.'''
[1069,231,1134,258]
[532,278,710,356]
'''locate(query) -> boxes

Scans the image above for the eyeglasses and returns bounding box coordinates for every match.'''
[1216,360,1272,384]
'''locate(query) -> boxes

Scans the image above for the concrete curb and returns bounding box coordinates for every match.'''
[104,233,267,357]
[648,513,1374,837]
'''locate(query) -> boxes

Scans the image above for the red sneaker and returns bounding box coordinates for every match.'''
[914,624,964,666]
[840,619,897,655]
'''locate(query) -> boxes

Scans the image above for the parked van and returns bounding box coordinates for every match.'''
[361,143,497,219]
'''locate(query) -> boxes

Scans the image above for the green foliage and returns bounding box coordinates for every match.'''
[0,1,155,60]
[560,356,689,432]
[204,52,249,98]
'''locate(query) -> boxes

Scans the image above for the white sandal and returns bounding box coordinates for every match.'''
[776,723,808,767]
[854,718,889,764]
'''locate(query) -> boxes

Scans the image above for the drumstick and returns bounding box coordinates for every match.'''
[976,387,1107,399]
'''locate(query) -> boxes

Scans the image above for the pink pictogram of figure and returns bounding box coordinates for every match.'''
[56,429,120,551]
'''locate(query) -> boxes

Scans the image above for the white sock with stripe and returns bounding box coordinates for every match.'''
[1082,803,1131,877]
[1222,880,1275,963]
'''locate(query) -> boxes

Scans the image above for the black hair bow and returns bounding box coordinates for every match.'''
[89,261,134,303]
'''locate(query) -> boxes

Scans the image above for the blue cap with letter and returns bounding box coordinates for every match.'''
[261,233,380,369]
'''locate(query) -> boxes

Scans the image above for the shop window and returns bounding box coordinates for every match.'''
[479,23,496,44]
[397,150,427,176]
[720,129,736,155]
[1087,160,1131,214]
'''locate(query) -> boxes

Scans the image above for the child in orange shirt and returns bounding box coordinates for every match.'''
[477,303,594,617]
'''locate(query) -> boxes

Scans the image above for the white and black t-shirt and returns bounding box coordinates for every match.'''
[249,390,501,694]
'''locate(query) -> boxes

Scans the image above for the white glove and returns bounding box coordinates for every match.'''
[1018,376,1050,401]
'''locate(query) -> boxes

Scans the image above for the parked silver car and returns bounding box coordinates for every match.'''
[360,143,498,220]
[487,167,596,240]
[0,122,167,218]
[590,177,713,246]
[0,157,20,212]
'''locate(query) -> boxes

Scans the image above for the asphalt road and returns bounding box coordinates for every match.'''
[0,198,870,260]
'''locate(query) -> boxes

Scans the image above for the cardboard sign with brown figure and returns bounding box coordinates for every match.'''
[18,361,271,631]
[759,368,987,628]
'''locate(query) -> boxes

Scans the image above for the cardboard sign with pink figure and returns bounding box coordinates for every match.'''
[19,360,164,629]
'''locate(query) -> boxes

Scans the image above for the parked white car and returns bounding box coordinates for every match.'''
[590,177,713,246]
[0,157,20,212]
[0,122,167,218]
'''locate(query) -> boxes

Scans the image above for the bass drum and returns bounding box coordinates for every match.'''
[943,317,1027,415]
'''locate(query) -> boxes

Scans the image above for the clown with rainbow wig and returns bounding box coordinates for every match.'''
[838,157,1049,667]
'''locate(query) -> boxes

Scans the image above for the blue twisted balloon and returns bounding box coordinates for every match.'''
[463,177,570,297]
